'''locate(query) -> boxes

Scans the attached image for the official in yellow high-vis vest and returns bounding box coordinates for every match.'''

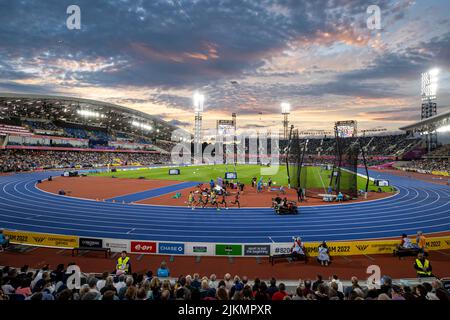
[116,251,131,275]
[414,253,433,278]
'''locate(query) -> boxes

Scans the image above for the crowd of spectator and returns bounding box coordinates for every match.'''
[425,144,450,158]
[0,150,171,172]
[406,159,450,173]
[25,120,60,132]
[297,135,420,157]
[1,264,448,301]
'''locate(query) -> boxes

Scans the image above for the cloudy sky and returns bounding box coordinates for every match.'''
[0,0,449,134]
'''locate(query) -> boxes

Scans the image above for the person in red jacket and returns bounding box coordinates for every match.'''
[272,283,288,300]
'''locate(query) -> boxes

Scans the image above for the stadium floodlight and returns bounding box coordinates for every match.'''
[193,91,205,113]
[281,102,291,114]
[429,68,440,77]
[421,68,439,101]
[131,120,152,131]
[436,124,450,133]
[281,102,291,140]
[77,109,101,118]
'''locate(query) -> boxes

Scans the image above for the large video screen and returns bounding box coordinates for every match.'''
[337,125,355,138]
[169,169,180,175]
[218,124,235,136]
[225,172,238,180]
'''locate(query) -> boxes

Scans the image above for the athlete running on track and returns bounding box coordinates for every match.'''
[231,191,241,208]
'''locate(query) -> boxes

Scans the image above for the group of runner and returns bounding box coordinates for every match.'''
[186,175,281,210]
[187,185,240,210]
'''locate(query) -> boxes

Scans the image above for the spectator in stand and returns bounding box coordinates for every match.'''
[50,264,65,284]
[87,277,101,299]
[223,273,233,290]
[15,279,32,298]
[414,284,428,300]
[242,285,253,300]
[191,273,201,289]
[254,282,269,301]
[303,279,314,298]
[114,274,126,292]
[315,283,330,301]
[118,276,133,300]
[208,274,218,289]
[216,287,229,300]
[199,280,210,299]
[96,272,109,291]
[330,282,344,300]
[156,261,170,278]
[312,274,324,291]
[2,261,450,301]
[344,276,362,298]
[391,286,405,300]
[292,286,306,300]
[124,286,137,300]
[266,278,278,298]
[100,276,117,295]
[229,276,242,298]
[331,275,344,293]
[272,283,288,300]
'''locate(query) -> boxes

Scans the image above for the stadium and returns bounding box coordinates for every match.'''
[0,0,449,308]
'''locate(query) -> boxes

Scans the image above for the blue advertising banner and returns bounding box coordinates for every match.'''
[158,242,185,254]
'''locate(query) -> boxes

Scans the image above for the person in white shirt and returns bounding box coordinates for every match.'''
[31,266,48,290]
[209,274,218,289]
[317,241,330,266]
[114,274,126,291]
[96,272,109,291]
[401,234,414,249]
[331,275,344,293]
[224,273,233,291]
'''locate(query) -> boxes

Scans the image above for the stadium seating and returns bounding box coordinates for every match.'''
[1,264,448,301]
[0,150,171,172]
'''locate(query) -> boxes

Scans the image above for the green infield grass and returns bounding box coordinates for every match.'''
[93,164,393,193]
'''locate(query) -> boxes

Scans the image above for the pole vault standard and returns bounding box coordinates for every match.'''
[285,125,294,189]
[359,140,370,193]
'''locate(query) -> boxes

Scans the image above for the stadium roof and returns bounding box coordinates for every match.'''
[0,92,168,124]
[399,109,450,132]
[0,93,191,140]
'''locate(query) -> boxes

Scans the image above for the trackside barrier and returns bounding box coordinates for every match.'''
[272,236,450,257]
[431,170,449,177]
[4,230,78,248]
[3,230,450,257]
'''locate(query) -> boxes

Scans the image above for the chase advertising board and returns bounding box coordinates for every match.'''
[158,242,185,255]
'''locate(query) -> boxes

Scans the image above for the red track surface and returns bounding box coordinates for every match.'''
[39,176,180,200]
[39,176,392,207]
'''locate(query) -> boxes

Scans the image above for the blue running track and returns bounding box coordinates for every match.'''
[107,181,199,203]
[0,170,449,243]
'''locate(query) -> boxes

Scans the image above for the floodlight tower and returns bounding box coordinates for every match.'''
[193,92,205,162]
[421,69,439,152]
[281,102,291,140]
